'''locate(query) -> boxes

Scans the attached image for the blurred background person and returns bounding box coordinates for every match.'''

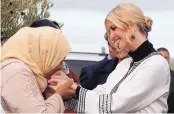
[30,19,79,113]
[157,48,170,63]
[157,47,174,113]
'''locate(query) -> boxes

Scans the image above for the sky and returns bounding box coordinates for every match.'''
[49,0,174,57]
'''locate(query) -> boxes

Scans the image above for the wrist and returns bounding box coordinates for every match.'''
[72,84,81,100]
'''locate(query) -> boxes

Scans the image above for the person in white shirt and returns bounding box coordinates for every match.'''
[48,3,170,113]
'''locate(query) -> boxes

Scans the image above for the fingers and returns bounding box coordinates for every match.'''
[51,75,65,80]
[51,75,61,79]
[70,83,78,92]
[115,40,120,51]
[51,75,62,79]
[48,85,57,90]
[51,74,70,81]
[48,84,63,91]
[47,76,60,86]
[53,70,65,76]
[55,70,65,75]
[48,78,62,84]
[66,89,75,95]
[48,78,73,87]
[48,76,72,83]
[49,82,57,86]
[49,84,63,91]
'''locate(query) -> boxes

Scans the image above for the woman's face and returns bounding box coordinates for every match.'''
[106,20,129,58]
[44,61,64,80]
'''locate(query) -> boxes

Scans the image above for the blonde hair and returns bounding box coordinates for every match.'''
[105,3,153,36]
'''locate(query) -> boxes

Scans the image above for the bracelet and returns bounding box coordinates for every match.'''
[73,85,80,99]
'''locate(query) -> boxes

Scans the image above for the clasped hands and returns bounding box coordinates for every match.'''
[45,70,78,101]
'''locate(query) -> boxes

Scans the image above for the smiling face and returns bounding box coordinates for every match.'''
[106,20,127,49]
[105,3,153,56]
[106,19,129,59]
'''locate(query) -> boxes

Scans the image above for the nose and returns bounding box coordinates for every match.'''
[110,30,120,43]
[110,30,115,39]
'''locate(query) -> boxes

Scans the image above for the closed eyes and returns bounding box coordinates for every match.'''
[110,26,117,31]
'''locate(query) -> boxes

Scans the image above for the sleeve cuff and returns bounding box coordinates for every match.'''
[75,85,81,99]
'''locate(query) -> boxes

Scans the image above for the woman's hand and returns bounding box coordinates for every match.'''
[108,39,129,60]
[48,71,75,101]
[70,83,78,92]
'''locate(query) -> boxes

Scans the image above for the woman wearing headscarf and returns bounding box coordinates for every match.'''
[29,19,80,113]
[0,27,72,113]
[49,3,170,113]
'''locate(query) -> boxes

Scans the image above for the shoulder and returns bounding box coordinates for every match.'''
[1,59,33,74]
[1,59,35,83]
[1,60,39,96]
[145,54,169,69]
[138,54,170,77]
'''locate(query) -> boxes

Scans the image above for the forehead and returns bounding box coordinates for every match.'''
[106,19,116,28]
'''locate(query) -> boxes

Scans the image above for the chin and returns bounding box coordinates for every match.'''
[119,51,129,60]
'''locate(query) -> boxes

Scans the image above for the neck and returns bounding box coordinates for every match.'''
[129,40,156,62]
[129,34,147,52]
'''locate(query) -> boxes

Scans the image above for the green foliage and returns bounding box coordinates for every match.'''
[172,66,174,71]
[1,0,53,43]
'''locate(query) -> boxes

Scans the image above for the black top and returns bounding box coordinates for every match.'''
[129,40,156,62]
[168,70,174,112]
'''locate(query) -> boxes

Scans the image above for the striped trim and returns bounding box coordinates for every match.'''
[99,94,112,114]
[64,99,78,110]
[69,100,77,109]
[77,88,88,113]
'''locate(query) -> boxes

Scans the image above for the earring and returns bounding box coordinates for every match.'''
[131,34,135,39]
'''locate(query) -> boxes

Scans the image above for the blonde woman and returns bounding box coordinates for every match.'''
[49,3,170,113]
[0,27,73,113]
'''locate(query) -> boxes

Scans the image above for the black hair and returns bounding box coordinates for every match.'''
[104,32,108,41]
[30,19,58,29]
[104,32,113,47]
[52,21,60,28]
[157,47,170,55]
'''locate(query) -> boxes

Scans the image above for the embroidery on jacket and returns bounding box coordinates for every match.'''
[98,52,159,113]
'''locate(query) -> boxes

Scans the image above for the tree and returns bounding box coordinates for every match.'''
[172,66,174,71]
[1,0,53,44]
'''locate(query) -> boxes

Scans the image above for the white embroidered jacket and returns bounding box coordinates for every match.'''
[67,52,170,113]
